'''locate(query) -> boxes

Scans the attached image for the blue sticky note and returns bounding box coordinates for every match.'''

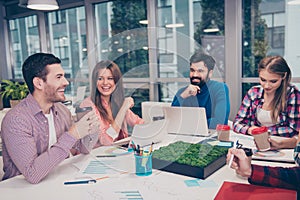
[217,141,233,147]
[184,179,200,187]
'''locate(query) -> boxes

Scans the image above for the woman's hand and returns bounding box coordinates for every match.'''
[269,137,297,149]
[122,97,134,110]
[247,126,259,135]
[112,97,135,135]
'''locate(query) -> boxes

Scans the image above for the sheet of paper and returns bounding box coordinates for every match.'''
[231,133,295,163]
[76,158,126,179]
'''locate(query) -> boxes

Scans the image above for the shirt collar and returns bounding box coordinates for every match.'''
[26,94,57,116]
[258,85,264,99]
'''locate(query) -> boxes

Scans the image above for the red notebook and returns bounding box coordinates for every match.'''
[214,181,297,200]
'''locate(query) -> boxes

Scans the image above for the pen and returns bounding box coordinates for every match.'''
[96,155,116,157]
[228,140,239,168]
[136,145,140,155]
[131,140,136,150]
[64,179,96,185]
[149,142,153,153]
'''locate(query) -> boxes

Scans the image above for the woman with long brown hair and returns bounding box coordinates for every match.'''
[233,56,300,149]
[80,60,144,146]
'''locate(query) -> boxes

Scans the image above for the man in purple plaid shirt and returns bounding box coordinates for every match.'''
[233,56,300,149]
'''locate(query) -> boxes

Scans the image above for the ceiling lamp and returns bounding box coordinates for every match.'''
[27,0,59,11]
[165,23,184,28]
[203,20,220,33]
[139,20,148,25]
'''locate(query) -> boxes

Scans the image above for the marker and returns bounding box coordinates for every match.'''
[139,147,143,156]
[228,140,239,168]
[64,179,96,185]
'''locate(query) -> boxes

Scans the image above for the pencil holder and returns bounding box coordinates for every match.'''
[134,154,152,176]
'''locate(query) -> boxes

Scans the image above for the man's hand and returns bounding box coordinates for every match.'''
[227,148,252,178]
[180,84,200,99]
[69,111,100,140]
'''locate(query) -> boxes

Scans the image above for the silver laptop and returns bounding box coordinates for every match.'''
[131,119,168,146]
[141,101,171,123]
[163,106,210,136]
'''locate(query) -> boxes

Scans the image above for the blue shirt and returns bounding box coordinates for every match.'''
[171,80,230,129]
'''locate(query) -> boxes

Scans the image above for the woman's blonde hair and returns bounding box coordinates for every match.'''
[258,56,291,122]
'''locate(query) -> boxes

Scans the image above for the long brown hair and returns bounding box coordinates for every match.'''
[91,60,124,123]
[258,56,291,122]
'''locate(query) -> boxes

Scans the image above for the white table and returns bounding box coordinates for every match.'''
[0,133,296,200]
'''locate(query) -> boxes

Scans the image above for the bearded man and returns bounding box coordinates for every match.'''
[171,52,230,129]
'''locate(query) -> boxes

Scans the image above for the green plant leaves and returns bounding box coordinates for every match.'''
[0,80,29,100]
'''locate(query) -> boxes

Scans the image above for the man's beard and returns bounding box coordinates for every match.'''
[44,86,66,103]
[190,77,207,88]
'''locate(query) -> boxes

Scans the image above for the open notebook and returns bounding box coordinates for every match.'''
[163,106,210,137]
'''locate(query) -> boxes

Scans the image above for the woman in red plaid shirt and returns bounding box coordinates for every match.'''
[233,56,300,149]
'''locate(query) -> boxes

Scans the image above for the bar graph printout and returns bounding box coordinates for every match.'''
[115,190,143,200]
[79,158,122,176]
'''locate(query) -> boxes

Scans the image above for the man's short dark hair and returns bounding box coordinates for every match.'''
[189,52,216,71]
[22,53,61,93]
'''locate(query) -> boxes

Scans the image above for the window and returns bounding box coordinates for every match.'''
[94,0,148,113]
[48,6,88,95]
[8,15,40,79]
[95,1,148,77]
[157,0,225,102]
[242,0,300,96]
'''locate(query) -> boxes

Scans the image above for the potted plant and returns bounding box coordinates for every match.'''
[0,79,29,108]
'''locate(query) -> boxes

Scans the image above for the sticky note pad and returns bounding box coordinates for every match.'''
[184,179,200,187]
[207,141,219,146]
[217,141,233,147]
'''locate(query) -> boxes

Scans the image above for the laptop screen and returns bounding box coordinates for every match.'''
[163,106,209,136]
